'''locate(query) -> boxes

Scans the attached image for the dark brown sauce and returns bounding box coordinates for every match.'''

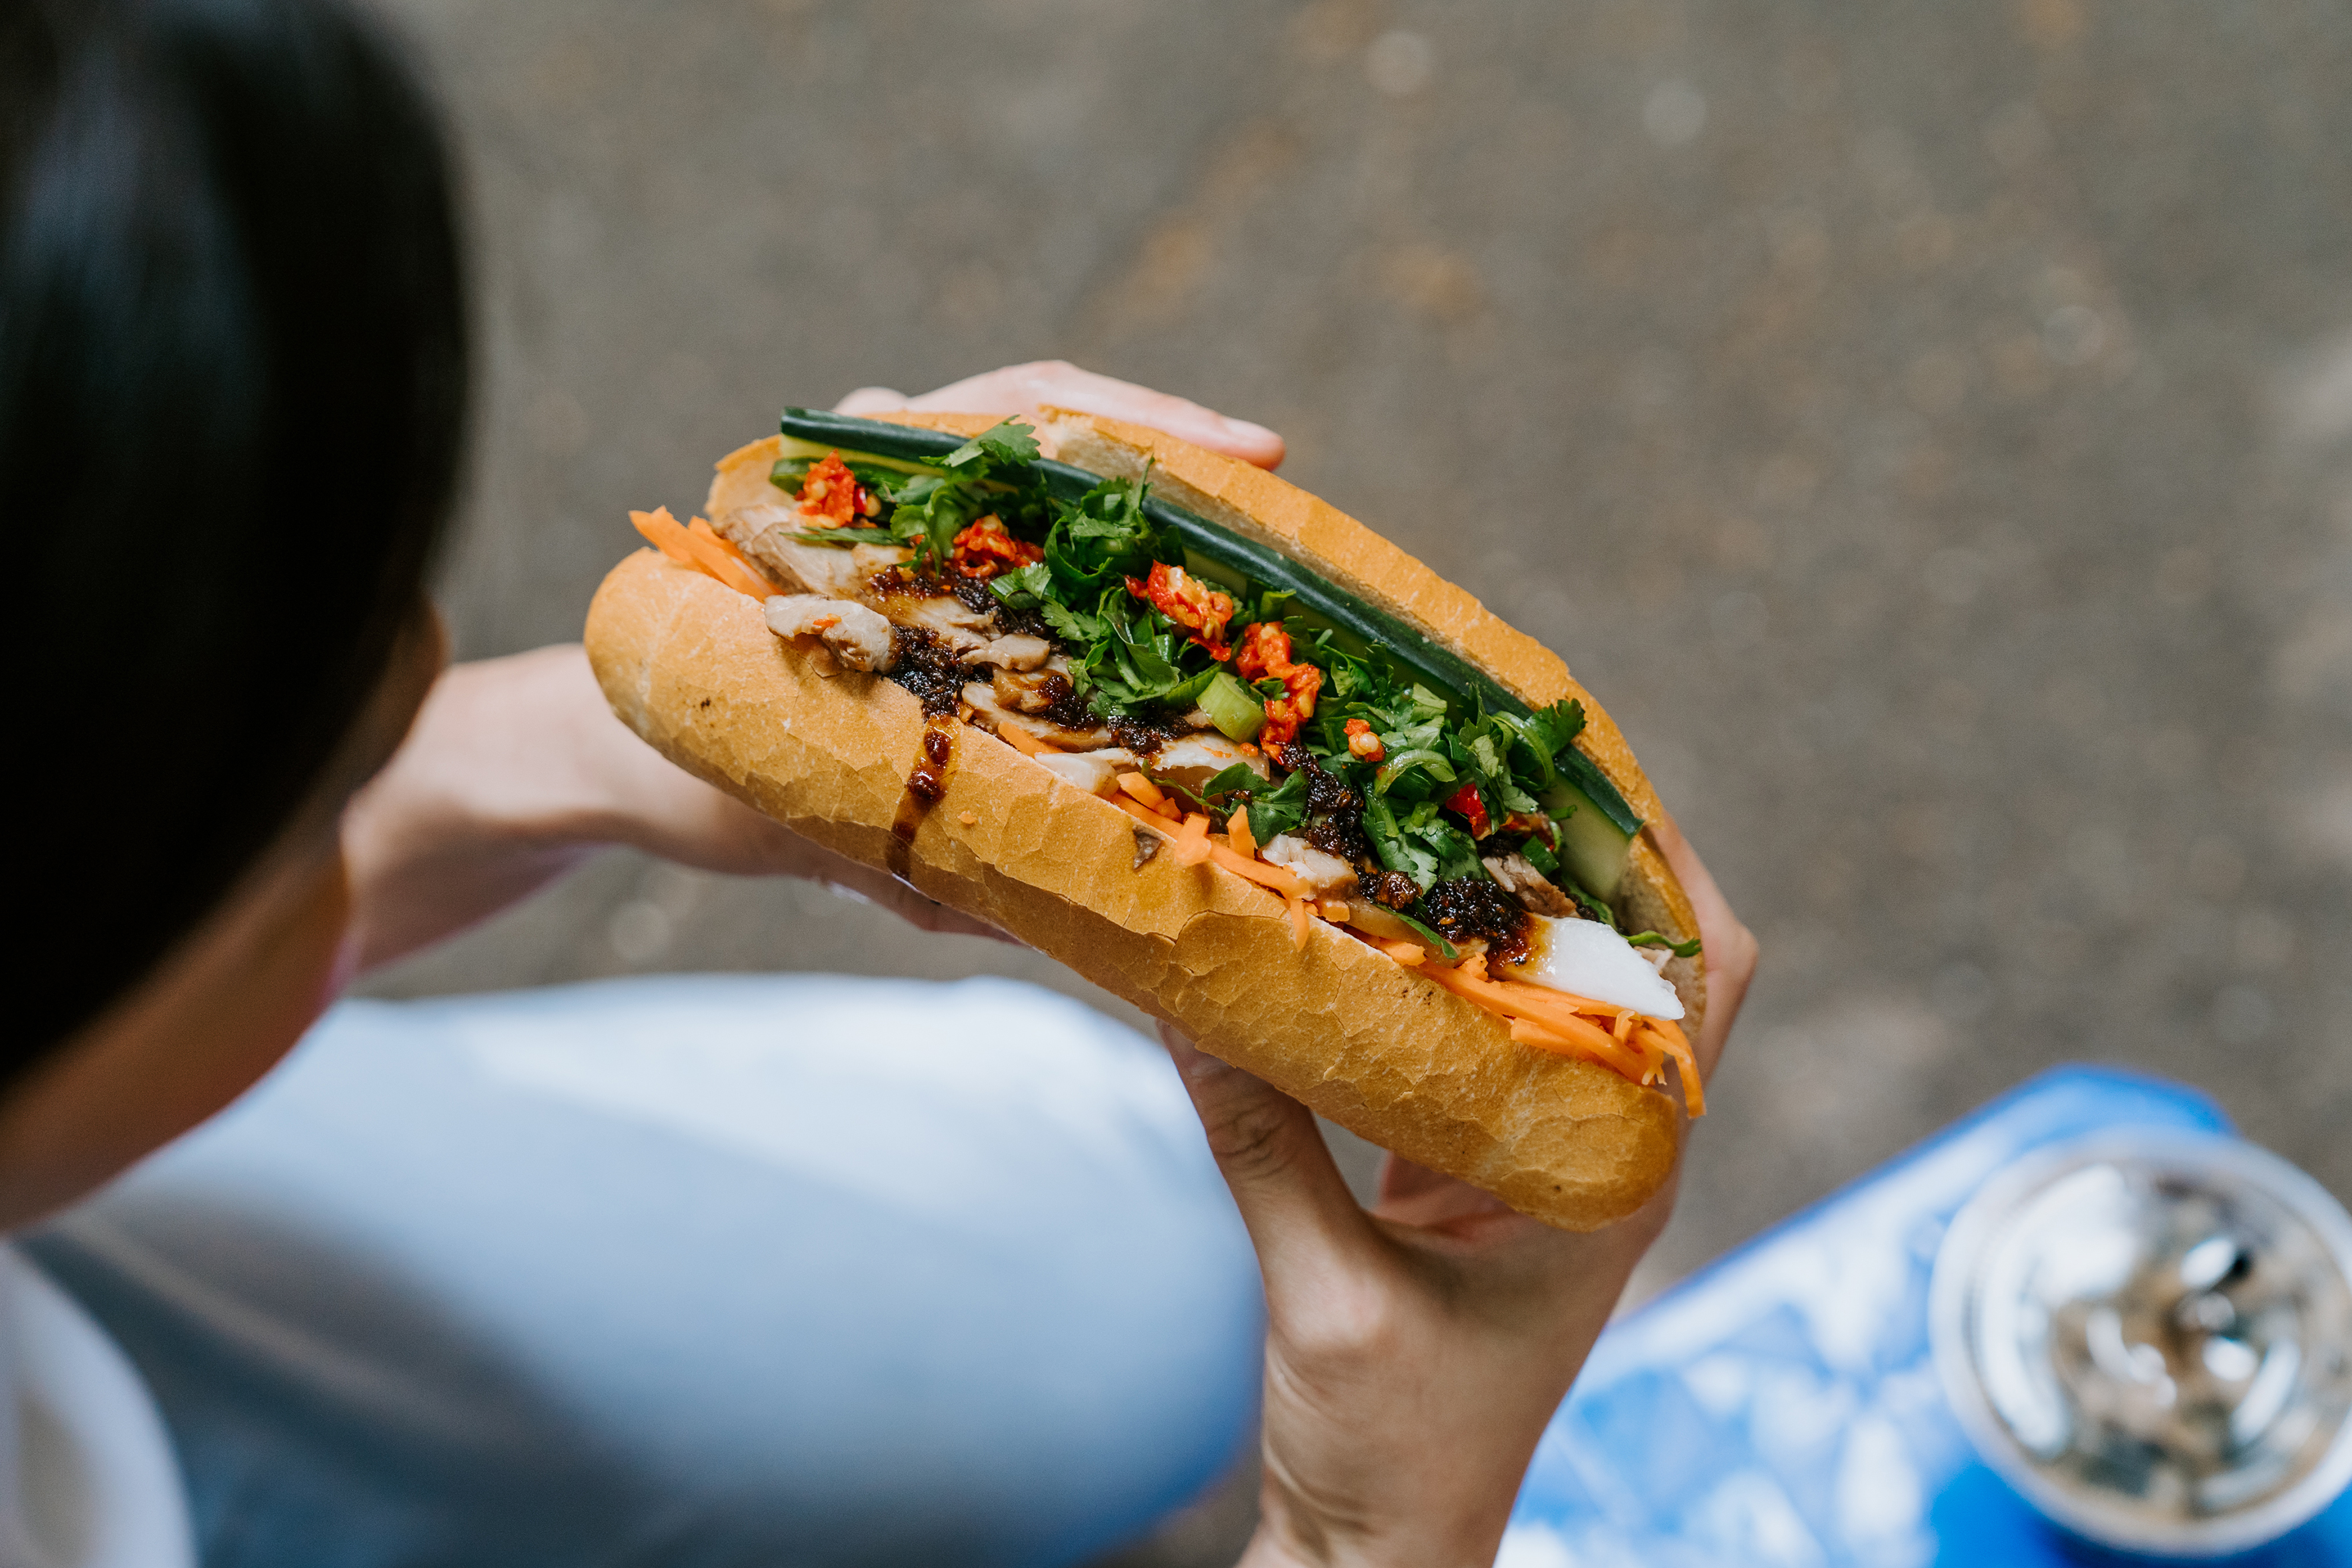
[864,563,1059,644]
[909,721,954,801]
[1109,713,1186,758]
[889,716,959,866]
[1027,673,1097,731]
[1360,869,1423,912]
[1419,875,1533,963]
[867,564,943,601]
[884,626,968,716]
[1279,744,1373,863]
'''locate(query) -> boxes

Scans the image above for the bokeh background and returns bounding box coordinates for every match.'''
[359,0,2352,1559]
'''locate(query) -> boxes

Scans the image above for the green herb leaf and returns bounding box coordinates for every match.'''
[1387,908,1459,962]
[941,418,1042,474]
[1245,770,1310,844]
[1038,596,1099,645]
[988,561,1055,611]
[1627,931,1703,958]
[1517,698,1587,771]
[1195,762,1269,800]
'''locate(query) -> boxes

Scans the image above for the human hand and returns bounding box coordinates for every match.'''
[1169,816,1755,1568]
[341,643,1001,971]
[835,359,1287,470]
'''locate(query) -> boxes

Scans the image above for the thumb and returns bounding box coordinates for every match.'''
[1159,1025,1371,1281]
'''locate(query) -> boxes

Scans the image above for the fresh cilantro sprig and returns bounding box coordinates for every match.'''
[886,419,1053,571]
[1044,470,1159,597]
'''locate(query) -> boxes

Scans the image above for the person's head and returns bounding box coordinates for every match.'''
[0,0,466,1222]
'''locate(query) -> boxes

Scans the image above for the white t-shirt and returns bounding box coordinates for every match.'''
[0,1246,192,1568]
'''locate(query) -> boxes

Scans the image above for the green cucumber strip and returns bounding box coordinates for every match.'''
[1181,547,1251,597]
[1281,605,1376,663]
[776,408,1643,835]
[770,455,925,494]
[1199,671,1267,741]
[1161,668,1218,708]
[1541,780,1633,901]
[783,527,891,547]
[1553,745,1642,837]
[774,431,943,479]
[776,416,967,472]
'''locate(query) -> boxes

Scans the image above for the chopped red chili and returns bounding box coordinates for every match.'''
[1235,621,1323,750]
[1443,780,1491,839]
[795,451,870,528]
[948,515,1043,579]
[1125,561,1235,659]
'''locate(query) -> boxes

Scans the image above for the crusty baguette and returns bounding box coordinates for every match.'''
[586,413,1699,1229]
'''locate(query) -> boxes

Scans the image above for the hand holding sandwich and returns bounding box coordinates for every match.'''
[1176,815,1755,1568]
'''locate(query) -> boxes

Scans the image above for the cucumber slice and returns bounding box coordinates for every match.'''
[774,431,943,479]
[1540,781,1633,901]
[1181,547,1251,597]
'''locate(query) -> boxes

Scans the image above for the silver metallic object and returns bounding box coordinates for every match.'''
[1931,1129,2352,1557]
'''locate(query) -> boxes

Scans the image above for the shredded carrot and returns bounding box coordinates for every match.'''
[1117,772,1171,813]
[1629,1030,1668,1087]
[1207,843,1303,898]
[1482,963,1635,1025]
[1639,1019,1706,1117]
[631,506,699,567]
[1228,812,1257,859]
[631,506,775,599]
[1612,1010,1635,1043]
[1171,813,1213,867]
[1320,899,1350,925]
[1113,793,1176,838]
[1507,1017,1653,1080]
[687,517,780,598]
[1103,796,1329,957]
[688,517,776,588]
[1419,961,1672,1085]
[1379,939,1426,967]
[995,721,1059,757]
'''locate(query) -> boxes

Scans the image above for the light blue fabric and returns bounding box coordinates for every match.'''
[24,975,1263,1568]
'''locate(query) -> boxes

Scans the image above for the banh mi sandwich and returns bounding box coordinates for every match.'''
[585,407,1706,1230]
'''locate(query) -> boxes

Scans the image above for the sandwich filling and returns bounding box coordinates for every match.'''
[633,416,1702,1111]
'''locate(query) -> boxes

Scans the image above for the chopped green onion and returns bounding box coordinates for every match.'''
[1199,672,1267,742]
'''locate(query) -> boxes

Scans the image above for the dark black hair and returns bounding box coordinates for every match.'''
[2,0,467,1068]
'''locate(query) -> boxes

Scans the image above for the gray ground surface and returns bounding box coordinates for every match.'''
[361,1,2352,1560]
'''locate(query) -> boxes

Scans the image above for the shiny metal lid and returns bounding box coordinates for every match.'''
[1931,1129,2352,1557]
